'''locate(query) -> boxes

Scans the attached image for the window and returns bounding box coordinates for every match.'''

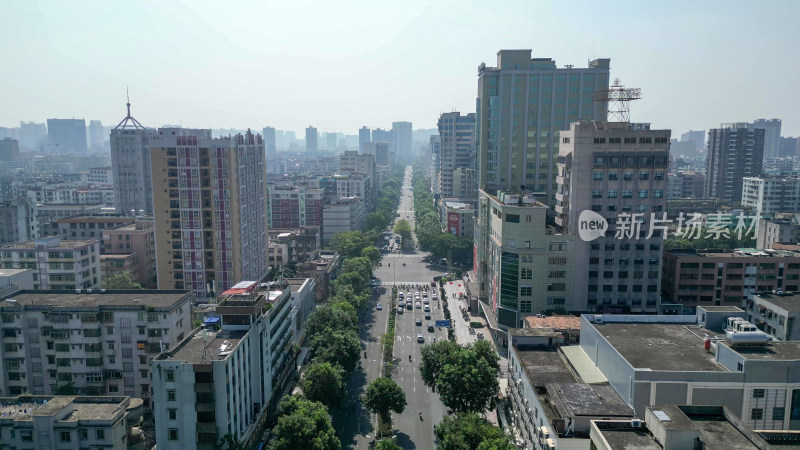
[638,190,648,198]
[520,287,532,296]
[639,171,649,180]
[753,389,765,398]
[607,190,618,198]
[608,172,618,180]
[61,431,72,442]
[623,190,632,198]
[168,389,176,401]
[166,370,175,382]
[169,408,178,420]
[593,172,603,180]
[623,171,634,180]
[592,190,602,198]
[520,268,533,280]
[752,408,764,420]
[169,428,179,440]
[96,429,105,440]
[653,190,663,198]
[520,300,532,313]
[773,407,785,421]
[80,428,88,439]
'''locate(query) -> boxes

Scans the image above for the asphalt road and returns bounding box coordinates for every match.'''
[332,166,449,449]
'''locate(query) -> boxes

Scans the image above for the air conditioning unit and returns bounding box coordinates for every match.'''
[75,289,82,294]
[100,289,106,294]
[87,289,93,294]
[595,315,604,324]
[631,419,642,428]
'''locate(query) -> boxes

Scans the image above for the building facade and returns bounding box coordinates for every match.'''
[0,198,38,245]
[741,176,800,218]
[47,119,87,154]
[391,121,412,159]
[756,215,800,249]
[437,112,475,198]
[749,118,781,159]
[0,138,20,161]
[151,128,269,299]
[262,126,276,156]
[666,171,705,199]
[321,197,364,244]
[305,126,318,152]
[358,126,371,154]
[1,237,101,290]
[705,124,765,202]
[110,103,157,216]
[102,217,157,288]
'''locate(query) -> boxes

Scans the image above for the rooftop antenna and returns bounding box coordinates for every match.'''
[593,79,642,123]
[114,88,145,130]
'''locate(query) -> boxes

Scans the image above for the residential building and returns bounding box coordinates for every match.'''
[334,174,372,210]
[267,181,324,229]
[507,334,633,450]
[110,101,157,216]
[305,126,318,152]
[705,124,765,202]
[666,198,723,221]
[372,128,391,145]
[321,196,364,244]
[0,198,38,245]
[451,167,477,198]
[0,269,34,296]
[430,135,441,198]
[680,129,705,152]
[151,282,299,449]
[287,277,316,345]
[0,138,20,161]
[763,157,795,175]
[742,176,800,218]
[18,121,48,150]
[555,121,670,315]
[476,50,610,198]
[0,395,145,450]
[523,314,581,344]
[1,237,101,290]
[262,126,276,155]
[47,119,88,154]
[662,248,800,313]
[391,121,412,159]
[88,119,106,149]
[441,200,474,238]
[102,218,157,288]
[578,310,800,431]
[779,136,799,158]
[339,150,376,191]
[749,119,782,159]
[268,226,321,264]
[100,253,138,282]
[363,141,393,167]
[268,241,288,268]
[437,112,475,198]
[36,204,103,236]
[666,171,705,199]
[747,291,800,341]
[0,289,193,406]
[757,215,800,249]
[359,126,371,154]
[55,215,135,245]
[326,132,337,152]
[87,166,114,184]
[151,128,268,299]
[474,189,573,327]
[296,251,341,302]
[589,405,790,450]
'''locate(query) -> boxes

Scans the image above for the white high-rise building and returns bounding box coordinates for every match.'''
[392,121,412,159]
[437,112,475,198]
[742,176,800,218]
[110,101,157,216]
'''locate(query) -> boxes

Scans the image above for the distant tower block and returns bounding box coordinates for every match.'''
[594,79,642,123]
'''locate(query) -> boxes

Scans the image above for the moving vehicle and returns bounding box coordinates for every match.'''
[415,318,422,326]
[415,302,421,309]
[425,312,431,320]
[424,305,430,312]
[417,334,424,343]
[432,293,438,300]
[376,303,382,310]
[427,324,434,332]
[397,306,404,314]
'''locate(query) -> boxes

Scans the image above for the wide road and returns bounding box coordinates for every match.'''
[333,165,450,449]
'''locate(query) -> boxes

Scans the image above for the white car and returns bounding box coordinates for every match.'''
[423,298,429,305]
[424,305,430,312]
[417,334,424,343]
[376,304,382,310]
[432,294,438,300]
[415,302,421,309]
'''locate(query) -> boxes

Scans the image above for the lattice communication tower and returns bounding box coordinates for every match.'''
[593,79,642,123]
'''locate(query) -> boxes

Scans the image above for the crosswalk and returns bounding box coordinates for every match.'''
[382,254,420,258]
[377,281,433,286]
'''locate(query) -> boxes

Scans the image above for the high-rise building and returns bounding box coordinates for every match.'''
[749,118,781,159]
[741,176,800,217]
[476,50,610,198]
[150,128,268,299]
[392,121,412,159]
[430,135,441,198]
[110,101,157,216]
[556,121,670,315]
[326,132,337,151]
[359,126,371,154]
[88,119,106,149]
[680,130,705,152]
[705,124,765,202]
[18,121,47,149]
[305,126,318,152]
[372,128,392,144]
[451,167,477,198]
[437,112,475,198]
[0,138,20,161]
[263,126,277,155]
[47,118,88,154]
[779,136,799,158]
[362,142,393,168]
[0,198,38,245]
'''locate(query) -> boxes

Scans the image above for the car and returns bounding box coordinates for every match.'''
[376,303,382,310]
[415,318,422,326]
[398,293,404,299]
[423,298,429,305]
[397,306,404,314]
[432,293,438,300]
[427,325,434,332]
[406,303,413,310]
[425,312,431,320]
[424,305,430,312]
[417,334,424,343]
[415,302,421,309]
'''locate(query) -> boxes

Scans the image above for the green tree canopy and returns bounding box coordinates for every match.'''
[268,396,340,450]
[300,362,345,409]
[420,341,500,414]
[103,271,142,290]
[433,413,514,450]
[363,377,407,424]
[365,212,389,233]
[305,304,357,339]
[419,340,460,391]
[329,231,371,259]
[374,438,403,450]
[361,245,381,266]
[309,329,361,372]
[393,219,412,242]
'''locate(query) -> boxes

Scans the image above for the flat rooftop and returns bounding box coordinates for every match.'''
[546,383,632,418]
[0,269,30,277]
[525,315,581,330]
[515,347,576,387]
[2,239,95,249]
[595,425,661,450]
[0,396,137,422]
[0,290,191,310]
[698,305,743,313]
[169,328,246,364]
[734,340,800,361]
[752,292,800,312]
[593,323,727,371]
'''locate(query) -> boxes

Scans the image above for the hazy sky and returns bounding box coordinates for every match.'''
[2,0,800,136]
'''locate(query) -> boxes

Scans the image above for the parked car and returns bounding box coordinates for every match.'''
[376,303,383,310]
[425,312,431,320]
[427,324,434,332]
[415,318,422,326]
[397,306,404,314]
[415,302,421,309]
[424,305,430,312]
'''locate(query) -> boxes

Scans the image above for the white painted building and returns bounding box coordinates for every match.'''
[1,237,102,290]
[742,176,800,218]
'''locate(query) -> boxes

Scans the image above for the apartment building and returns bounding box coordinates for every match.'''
[56,215,135,244]
[321,196,364,244]
[151,281,298,449]
[339,150,376,188]
[745,291,800,341]
[268,226,321,264]
[0,198,38,245]
[705,124,765,202]
[556,121,670,314]
[475,189,573,328]
[267,181,324,229]
[87,167,114,184]
[110,102,157,216]
[102,217,157,288]
[0,289,193,407]
[742,176,800,218]
[296,251,341,302]
[441,200,474,238]
[1,237,101,290]
[666,171,705,199]
[0,395,144,450]
[662,248,800,313]
[756,215,800,249]
[100,253,138,283]
[437,112,475,198]
[451,167,477,198]
[151,128,269,299]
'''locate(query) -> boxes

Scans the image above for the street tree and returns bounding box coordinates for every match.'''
[300,362,345,409]
[365,212,388,232]
[309,329,361,372]
[437,350,499,414]
[103,271,142,289]
[269,396,340,450]
[419,340,459,391]
[393,219,412,243]
[433,413,514,450]
[374,438,403,450]
[361,245,381,266]
[363,377,407,424]
[305,304,357,338]
[329,231,370,259]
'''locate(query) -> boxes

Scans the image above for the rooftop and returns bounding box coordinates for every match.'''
[667,248,800,258]
[168,328,246,364]
[593,322,726,371]
[2,239,96,249]
[515,346,576,387]
[525,315,581,330]
[0,396,141,422]
[55,216,134,223]
[0,290,192,310]
[0,269,30,277]
[546,383,632,418]
[752,292,800,312]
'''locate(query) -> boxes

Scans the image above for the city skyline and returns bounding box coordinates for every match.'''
[2,0,800,136]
